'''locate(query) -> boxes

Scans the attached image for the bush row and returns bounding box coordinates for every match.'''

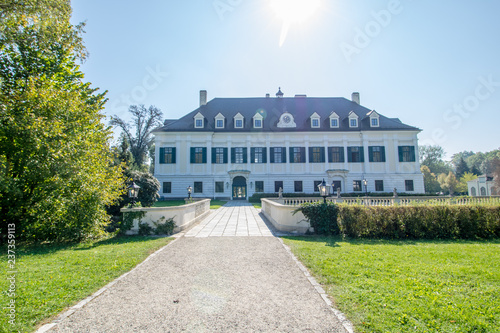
[296,202,500,239]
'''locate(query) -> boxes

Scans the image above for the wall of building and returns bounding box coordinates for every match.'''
[154,130,425,198]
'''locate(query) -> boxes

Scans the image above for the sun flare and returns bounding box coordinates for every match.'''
[270,0,321,46]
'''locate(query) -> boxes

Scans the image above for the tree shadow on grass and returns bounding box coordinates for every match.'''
[15,235,169,256]
[281,235,500,248]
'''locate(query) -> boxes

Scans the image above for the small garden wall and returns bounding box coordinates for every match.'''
[121,199,211,235]
[261,198,311,233]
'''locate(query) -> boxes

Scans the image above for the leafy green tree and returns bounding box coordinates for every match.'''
[437,172,459,196]
[110,105,163,170]
[421,165,441,194]
[492,158,500,195]
[456,172,477,194]
[419,145,452,175]
[454,157,470,179]
[128,170,160,207]
[0,0,123,242]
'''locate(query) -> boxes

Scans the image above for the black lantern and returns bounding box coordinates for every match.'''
[317,178,331,204]
[363,179,368,196]
[127,182,140,208]
[187,185,192,200]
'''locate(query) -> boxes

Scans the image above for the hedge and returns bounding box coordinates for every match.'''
[295,202,500,239]
[249,192,434,203]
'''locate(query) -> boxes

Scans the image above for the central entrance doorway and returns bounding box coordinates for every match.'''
[232,176,247,200]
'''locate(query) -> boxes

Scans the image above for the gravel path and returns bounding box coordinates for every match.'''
[49,236,349,332]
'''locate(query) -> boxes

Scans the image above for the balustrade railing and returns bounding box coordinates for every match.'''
[277,196,500,207]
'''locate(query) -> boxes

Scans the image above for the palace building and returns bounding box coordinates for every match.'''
[153,89,425,200]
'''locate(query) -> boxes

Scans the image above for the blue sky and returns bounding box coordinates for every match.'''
[70,0,500,159]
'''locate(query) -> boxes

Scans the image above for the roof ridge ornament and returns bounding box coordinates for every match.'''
[276,87,284,98]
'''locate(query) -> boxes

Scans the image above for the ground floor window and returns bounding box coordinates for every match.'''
[162,182,171,193]
[375,180,384,192]
[294,181,303,192]
[405,180,414,192]
[313,180,322,192]
[255,181,264,192]
[275,181,283,193]
[194,182,203,193]
[215,181,224,193]
[353,180,362,192]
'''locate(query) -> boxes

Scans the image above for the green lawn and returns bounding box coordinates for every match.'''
[0,236,172,333]
[154,200,227,209]
[282,237,500,333]
[251,202,261,209]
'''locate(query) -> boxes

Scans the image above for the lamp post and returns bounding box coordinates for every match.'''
[187,185,192,200]
[317,178,331,204]
[127,182,140,208]
[363,179,368,196]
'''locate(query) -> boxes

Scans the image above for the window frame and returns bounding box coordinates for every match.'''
[294,181,303,192]
[375,180,384,192]
[399,146,416,162]
[369,146,386,163]
[194,182,203,193]
[405,180,414,192]
[215,181,224,193]
[353,180,362,192]
[274,181,283,193]
[309,147,325,163]
[328,146,345,163]
[255,181,264,193]
[162,182,172,194]
[347,146,364,163]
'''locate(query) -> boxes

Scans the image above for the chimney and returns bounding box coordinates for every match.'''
[265,93,270,98]
[199,90,207,106]
[352,92,360,104]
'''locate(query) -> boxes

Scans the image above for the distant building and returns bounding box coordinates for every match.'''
[153,89,425,200]
[467,175,495,196]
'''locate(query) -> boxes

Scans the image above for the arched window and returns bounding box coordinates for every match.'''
[480,187,486,196]
[470,187,476,197]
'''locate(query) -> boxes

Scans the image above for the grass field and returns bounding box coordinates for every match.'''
[283,237,500,333]
[154,199,227,209]
[0,236,172,333]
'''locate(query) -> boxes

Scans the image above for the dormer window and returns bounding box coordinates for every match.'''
[310,112,320,128]
[329,111,339,128]
[253,112,264,128]
[194,112,205,129]
[368,110,380,128]
[234,112,244,129]
[348,111,359,128]
[215,113,225,129]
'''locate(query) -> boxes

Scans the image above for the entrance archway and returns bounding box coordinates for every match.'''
[232,176,247,200]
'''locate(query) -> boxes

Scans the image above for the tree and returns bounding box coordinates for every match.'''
[492,158,500,195]
[437,172,459,196]
[419,145,452,175]
[129,170,160,207]
[454,157,470,179]
[456,172,477,194]
[0,0,123,242]
[421,165,441,194]
[110,105,163,169]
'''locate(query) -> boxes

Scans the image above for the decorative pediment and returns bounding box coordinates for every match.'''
[194,112,204,128]
[215,113,225,128]
[348,111,359,128]
[329,111,340,128]
[367,110,380,127]
[277,112,296,128]
[234,112,244,128]
[253,112,263,128]
[310,112,321,128]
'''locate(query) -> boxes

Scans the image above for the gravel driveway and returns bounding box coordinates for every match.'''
[48,236,349,332]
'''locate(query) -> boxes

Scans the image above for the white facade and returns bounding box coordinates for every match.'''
[467,176,495,196]
[154,131,424,199]
[153,91,425,200]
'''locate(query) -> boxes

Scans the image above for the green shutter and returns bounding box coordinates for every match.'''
[231,148,235,163]
[190,148,195,163]
[159,147,165,164]
[223,148,228,164]
[308,147,313,163]
[270,148,275,163]
[347,147,352,162]
[282,147,287,163]
[320,147,325,163]
[340,147,345,163]
[262,148,267,163]
[290,147,295,163]
[171,148,176,164]
[212,148,216,163]
[202,148,207,163]
[381,146,386,162]
[410,146,416,162]
[360,146,364,163]
[368,147,373,162]
[243,148,247,163]
[251,148,255,164]
[398,146,403,162]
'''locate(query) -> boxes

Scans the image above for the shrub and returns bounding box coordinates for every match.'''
[336,205,500,240]
[153,217,176,235]
[138,222,153,236]
[294,202,340,235]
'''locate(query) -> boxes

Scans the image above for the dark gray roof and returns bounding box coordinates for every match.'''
[154,97,420,133]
